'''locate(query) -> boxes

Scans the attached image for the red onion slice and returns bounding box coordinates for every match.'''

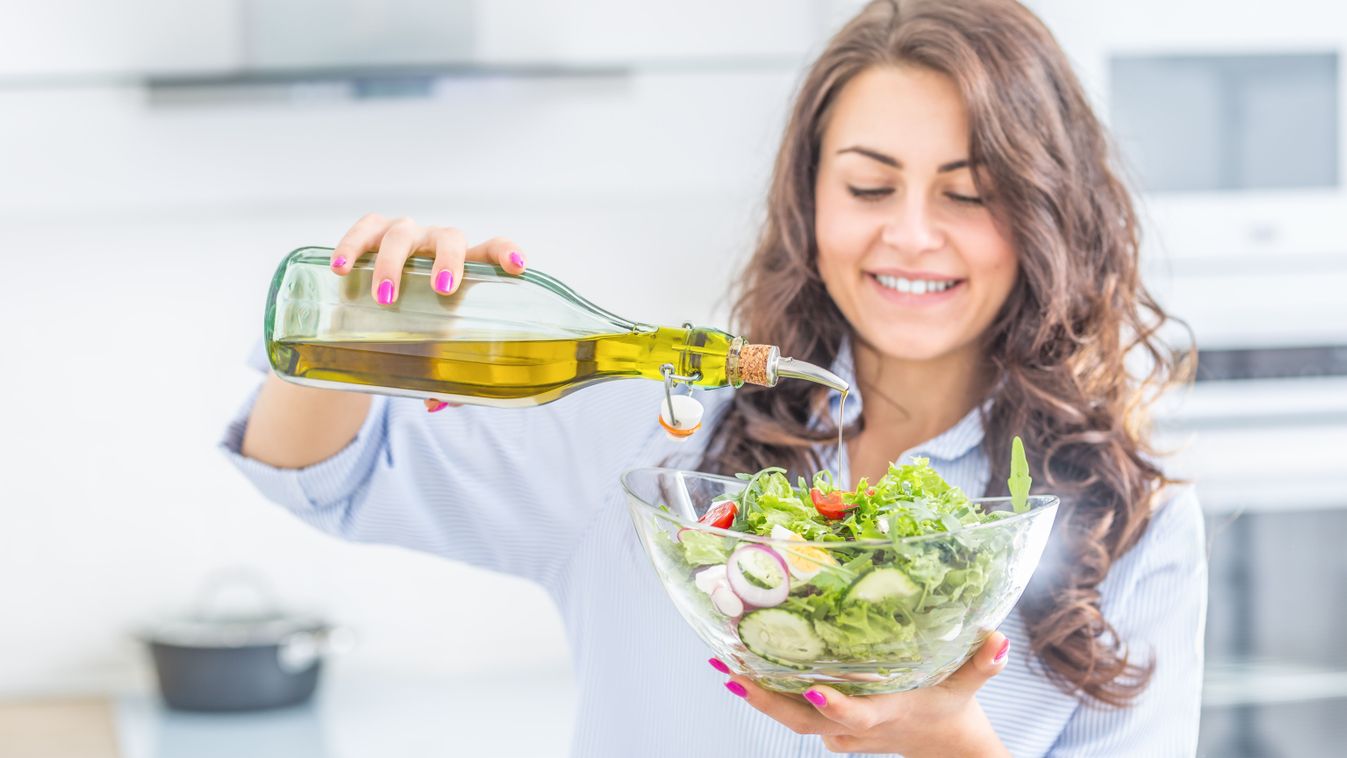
[726,544,790,608]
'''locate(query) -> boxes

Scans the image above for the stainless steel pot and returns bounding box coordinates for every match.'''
[140,572,352,712]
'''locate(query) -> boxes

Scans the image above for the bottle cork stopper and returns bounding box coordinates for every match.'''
[738,344,776,387]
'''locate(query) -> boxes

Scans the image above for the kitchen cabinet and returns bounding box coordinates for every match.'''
[1,1,849,86]
[0,0,239,80]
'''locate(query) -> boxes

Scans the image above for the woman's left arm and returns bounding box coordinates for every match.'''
[723,630,1014,757]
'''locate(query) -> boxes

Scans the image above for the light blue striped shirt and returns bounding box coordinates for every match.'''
[221,344,1206,757]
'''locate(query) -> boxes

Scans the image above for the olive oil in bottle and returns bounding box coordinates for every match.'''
[273,327,749,407]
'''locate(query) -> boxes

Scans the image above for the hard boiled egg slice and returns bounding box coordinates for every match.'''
[770,525,839,581]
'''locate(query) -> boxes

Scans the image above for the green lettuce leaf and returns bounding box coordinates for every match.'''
[679,530,731,566]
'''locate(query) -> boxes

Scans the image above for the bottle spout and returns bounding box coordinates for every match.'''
[774,356,850,393]
[735,343,849,393]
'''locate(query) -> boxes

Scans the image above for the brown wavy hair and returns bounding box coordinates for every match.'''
[698,0,1193,706]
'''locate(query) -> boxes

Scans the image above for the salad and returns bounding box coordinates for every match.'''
[659,441,1033,669]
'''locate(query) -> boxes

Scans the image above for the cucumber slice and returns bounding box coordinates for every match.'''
[738,609,827,666]
[845,568,920,605]
[737,548,786,590]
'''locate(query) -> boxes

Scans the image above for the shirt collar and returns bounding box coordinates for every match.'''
[817,337,987,464]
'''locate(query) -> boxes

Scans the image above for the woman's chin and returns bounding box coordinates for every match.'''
[860,334,963,364]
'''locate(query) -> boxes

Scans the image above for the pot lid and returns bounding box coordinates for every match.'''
[143,612,327,648]
[141,569,327,648]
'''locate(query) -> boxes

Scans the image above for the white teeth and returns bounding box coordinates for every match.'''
[875,274,959,295]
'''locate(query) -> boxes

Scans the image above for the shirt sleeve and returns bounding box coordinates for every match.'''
[219,366,667,592]
[1046,485,1208,757]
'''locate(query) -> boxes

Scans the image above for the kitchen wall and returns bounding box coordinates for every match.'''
[0,76,778,692]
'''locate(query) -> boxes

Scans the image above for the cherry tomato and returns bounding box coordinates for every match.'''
[699,500,738,529]
[810,488,856,520]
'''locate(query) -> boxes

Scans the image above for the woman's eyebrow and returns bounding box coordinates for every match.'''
[836,145,972,173]
[837,145,900,167]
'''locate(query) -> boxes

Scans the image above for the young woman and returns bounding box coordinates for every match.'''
[226,1,1206,755]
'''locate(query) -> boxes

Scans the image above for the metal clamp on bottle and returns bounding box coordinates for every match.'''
[658,363,705,441]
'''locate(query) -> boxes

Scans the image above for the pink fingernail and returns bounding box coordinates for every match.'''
[708,658,730,675]
[377,278,395,305]
[331,256,347,270]
[509,251,525,269]
[434,270,453,293]
[994,639,1010,664]
[427,400,449,413]
[725,681,747,698]
[804,690,827,707]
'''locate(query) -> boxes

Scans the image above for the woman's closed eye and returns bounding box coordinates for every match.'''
[845,185,985,205]
[847,185,893,201]
[945,192,984,206]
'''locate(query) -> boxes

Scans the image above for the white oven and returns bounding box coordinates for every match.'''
[1028,0,1347,350]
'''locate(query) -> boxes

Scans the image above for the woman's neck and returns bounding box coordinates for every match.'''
[850,336,990,458]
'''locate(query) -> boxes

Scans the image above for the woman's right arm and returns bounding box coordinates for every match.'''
[240,376,371,469]
[223,214,666,588]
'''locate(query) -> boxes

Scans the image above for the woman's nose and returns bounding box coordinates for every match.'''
[880,196,944,256]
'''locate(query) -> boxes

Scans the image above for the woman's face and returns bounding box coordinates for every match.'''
[814,65,1018,364]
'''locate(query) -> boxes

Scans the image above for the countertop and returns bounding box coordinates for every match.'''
[113,667,576,758]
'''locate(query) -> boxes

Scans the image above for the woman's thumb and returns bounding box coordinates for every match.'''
[941,631,1010,697]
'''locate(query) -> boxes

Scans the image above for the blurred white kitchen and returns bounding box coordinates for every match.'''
[2,1,1345,756]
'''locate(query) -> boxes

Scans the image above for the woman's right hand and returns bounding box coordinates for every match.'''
[328,213,530,412]
[329,212,528,302]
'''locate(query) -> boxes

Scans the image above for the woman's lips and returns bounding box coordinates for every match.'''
[866,272,966,305]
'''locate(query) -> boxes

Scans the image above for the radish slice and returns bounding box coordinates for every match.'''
[727,544,790,608]
[710,583,745,618]
[694,564,728,594]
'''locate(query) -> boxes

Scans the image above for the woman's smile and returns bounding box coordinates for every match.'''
[865,269,968,306]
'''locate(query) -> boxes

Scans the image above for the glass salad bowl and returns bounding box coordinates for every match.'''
[622,467,1059,696]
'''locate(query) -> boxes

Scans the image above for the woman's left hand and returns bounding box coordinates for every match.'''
[715,632,1012,757]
